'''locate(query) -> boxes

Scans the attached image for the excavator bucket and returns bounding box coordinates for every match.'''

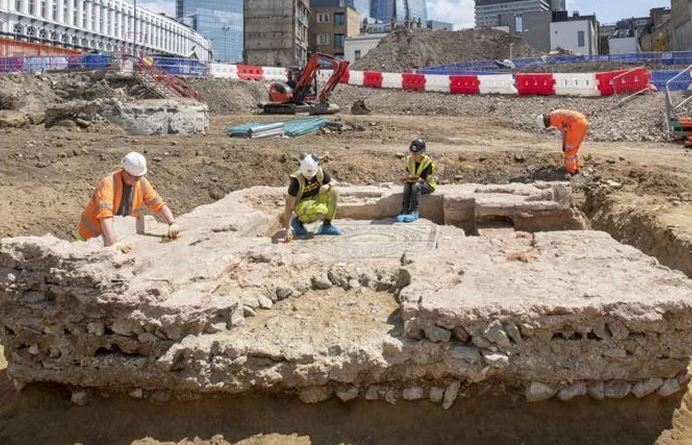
[350,99,372,115]
[261,102,312,114]
[310,101,340,115]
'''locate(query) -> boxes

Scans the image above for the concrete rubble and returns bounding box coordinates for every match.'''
[1,183,691,406]
[45,98,209,135]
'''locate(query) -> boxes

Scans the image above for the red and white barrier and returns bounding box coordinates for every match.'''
[424,74,451,93]
[209,63,239,79]
[479,74,518,95]
[347,70,364,86]
[554,73,600,96]
[263,67,288,82]
[208,63,653,98]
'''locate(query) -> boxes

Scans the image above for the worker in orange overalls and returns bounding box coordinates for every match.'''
[76,151,179,248]
[537,110,589,174]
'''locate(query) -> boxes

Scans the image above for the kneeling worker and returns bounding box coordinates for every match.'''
[282,153,341,242]
[536,109,589,175]
[396,138,437,223]
[76,151,179,247]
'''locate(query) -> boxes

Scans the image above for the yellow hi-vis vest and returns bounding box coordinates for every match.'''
[405,154,437,190]
[290,167,325,201]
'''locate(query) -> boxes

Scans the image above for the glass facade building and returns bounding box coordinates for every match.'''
[310,0,372,20]
[370,0,427,23]
[176,0,243,62]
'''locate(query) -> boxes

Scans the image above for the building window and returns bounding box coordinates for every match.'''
[515,15,523,32]
[334,12,345,26]
[334,33,344,48]
[318,33,329,45]
[316,13,329,23]
[578,30,585,47]
[354,49,361,60]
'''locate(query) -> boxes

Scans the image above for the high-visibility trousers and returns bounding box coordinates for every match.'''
[563,119,589,174]
[294,189,337,224]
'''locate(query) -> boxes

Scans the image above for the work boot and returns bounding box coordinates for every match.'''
[402,210,420,223]
[290,216,309,237]
[395,211,408,223]
[316,223,342,236]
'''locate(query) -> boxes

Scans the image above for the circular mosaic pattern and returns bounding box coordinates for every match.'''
[310,221,439,260]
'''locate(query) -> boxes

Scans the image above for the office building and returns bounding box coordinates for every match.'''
[0,0,212,59]
[550,11,598,56]
[370,0,427,23]
[475,0,550,28]
[176,0,243,62]
[244,0,310,67]
[309,6,360,58]
[426,20,453,30]
[310,0,372,20]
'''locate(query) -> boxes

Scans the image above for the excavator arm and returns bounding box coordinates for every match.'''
[294,52,349,103]
[263,52,349,115]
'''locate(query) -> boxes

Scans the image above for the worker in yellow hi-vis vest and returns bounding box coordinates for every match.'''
[281,153,342,242]
[396,138,437,223]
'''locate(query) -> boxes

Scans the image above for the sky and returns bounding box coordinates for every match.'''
[426,0,672,28]
[138,0,672,29]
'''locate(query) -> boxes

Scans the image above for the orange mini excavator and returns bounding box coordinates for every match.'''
[261,52,349,115]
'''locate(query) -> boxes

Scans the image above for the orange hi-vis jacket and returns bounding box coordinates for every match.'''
[77,169,165,240]
[549,109,588,133]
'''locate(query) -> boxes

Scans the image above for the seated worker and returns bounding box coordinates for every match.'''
[396,138,437,223]
[76,151,179,248]
[281,153,341,242]
[536,109,589,175]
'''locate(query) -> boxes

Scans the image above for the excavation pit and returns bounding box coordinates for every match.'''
[0,183,690,410]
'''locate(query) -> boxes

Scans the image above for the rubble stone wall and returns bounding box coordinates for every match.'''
[1,185,690,407]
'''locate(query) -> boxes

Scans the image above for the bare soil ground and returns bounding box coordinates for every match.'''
[1,82,691,443]
[1,113,689,273]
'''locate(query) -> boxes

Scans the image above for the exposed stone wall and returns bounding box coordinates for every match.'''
[1,185,690,407]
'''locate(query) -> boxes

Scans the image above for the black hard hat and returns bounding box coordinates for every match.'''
[409,138,426,153]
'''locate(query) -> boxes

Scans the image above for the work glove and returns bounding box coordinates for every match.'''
[282,227,294,243]
[111,242,132,254]
[167,223,180,239]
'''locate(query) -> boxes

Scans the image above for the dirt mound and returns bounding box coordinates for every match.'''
[330,85,673,143]
[187,78,268,114]
[352,28,536,72]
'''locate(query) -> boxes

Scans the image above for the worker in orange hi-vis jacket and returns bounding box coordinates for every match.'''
[536,110,589,174]
[76,151,179,250]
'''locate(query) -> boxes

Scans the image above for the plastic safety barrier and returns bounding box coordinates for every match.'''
[402,73,426,91]
[0,57,23,73]
[340,69,350,84]
[236,65,264,81]
[612,68,652,95]
[478,74,517,95]
[345,70,362,86]
[424,74,451,93]
[449,75,480,94]
[554,73,600,96]
[263,67,288,82]
[596,68,651,96]
[363,71,383,88]
[515,73,555,96]
[210,63,239,79]
[381,72,403,89]
[316,69,333,83]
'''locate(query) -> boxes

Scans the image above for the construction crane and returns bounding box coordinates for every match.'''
[261,52,350,115]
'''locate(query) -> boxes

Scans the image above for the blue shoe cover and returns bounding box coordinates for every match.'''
[316,224,342,235]
[290,216,309,237]
[395,213,407,223]
[402,211,420,223]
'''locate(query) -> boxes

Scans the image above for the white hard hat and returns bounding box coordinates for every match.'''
[535,114,547,130]
[300,155,319,179]
[121,151,147,176]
